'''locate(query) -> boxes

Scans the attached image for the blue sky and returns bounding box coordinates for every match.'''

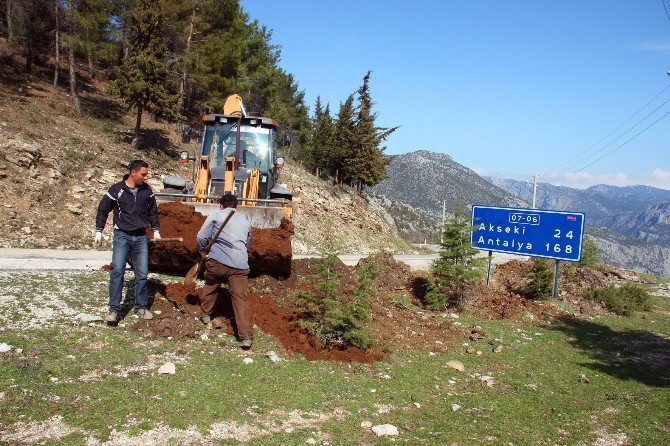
[240,1,670,190]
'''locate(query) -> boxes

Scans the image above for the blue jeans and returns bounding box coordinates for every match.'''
[109,230,149,313]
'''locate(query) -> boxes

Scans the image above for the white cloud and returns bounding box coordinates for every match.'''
[652,168,670,181]
[637,40,670,52]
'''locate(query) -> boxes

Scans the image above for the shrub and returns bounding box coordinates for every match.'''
[584,283,652,316]
[292,236,376,350]
[64,147,95,163]
[424,204,486,310]
[580,236,600,267]
[524,258,553,299]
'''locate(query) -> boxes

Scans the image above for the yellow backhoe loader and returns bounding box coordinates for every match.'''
[150,94,293,276]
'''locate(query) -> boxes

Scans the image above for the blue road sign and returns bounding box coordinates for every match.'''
[471,205,585,262]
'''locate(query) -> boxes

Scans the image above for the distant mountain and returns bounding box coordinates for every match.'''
[488,178,670,224]
[370,150,525,221]
[589,227,670,278]
[603,202,670,247]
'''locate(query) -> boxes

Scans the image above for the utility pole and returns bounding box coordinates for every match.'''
[532,174,538,209]
[440,200,446,244]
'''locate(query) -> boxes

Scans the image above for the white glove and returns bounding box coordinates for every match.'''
[94,231,102,246]
[153,231,161,240]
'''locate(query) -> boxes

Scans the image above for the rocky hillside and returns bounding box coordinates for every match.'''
[589,227,670,277]
[0,49,414,256]
[280,165,415,254]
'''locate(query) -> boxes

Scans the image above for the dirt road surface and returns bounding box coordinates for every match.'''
[0,249,439,272]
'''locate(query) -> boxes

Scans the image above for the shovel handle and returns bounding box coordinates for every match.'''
[150,237,183,243]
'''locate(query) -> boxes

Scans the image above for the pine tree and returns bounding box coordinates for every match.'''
[265,69,311,160]
[580,235,600,267]
[524,258,553,300]
[77,0,116,79]
[110,0,182,140]
[308,96,335,178]
[8,0,52,71]
[425,204,486,309]
[347,71,398,193]
[331,95,356,183]
[188,0,253,111]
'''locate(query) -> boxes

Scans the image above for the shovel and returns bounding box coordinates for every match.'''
[184,211,235,286]
[149,237,183,243]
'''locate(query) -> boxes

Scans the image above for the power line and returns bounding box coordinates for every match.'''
[550,83,670,174]
[575,108,670,173]
[555,93,670,174]
[662,0,670,24]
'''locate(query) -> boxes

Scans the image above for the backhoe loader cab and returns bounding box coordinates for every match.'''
[192,114,289,201]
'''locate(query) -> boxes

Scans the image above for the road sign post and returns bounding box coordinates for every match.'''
[471,205,585,298]
[471,205,585,261]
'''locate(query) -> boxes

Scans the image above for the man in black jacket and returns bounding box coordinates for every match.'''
[95,160,160,323]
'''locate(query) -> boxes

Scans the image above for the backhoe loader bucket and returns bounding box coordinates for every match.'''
[147,199,293,277]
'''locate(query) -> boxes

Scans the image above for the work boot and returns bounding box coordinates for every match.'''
[135,308,153,320]
[105,311,118,323]
[238,338,253,350]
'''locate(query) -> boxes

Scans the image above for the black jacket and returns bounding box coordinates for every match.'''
[95,175,159,235]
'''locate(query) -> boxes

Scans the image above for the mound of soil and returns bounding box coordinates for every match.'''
[129,253,469,362]
[488,259,612,318]
[126,254,625,363]
[148,201,293,276]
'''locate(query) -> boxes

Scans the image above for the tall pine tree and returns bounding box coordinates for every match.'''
[348,71,397,193]
[308,96,335,178]
[330,95,356,184]
[111,0,182,140]
[333,71,399,193]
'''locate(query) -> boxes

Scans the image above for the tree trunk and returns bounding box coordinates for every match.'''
[86,25,95,79]
[25,31,32,71]
[68,43,81,113]
[53,0,60,87]
[87,47,95,79]
[134,106,143,139]
[5,0,13,40]
[177,6,196,114]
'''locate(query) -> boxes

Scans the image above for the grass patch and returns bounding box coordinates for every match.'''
[0,271,669,445]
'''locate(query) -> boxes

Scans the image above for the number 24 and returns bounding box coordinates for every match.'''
[554,230,574,239]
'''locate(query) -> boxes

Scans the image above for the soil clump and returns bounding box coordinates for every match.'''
[147,201,293,276]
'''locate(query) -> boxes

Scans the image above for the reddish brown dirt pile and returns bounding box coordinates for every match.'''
[474,259,613,319]
[147,201,293,276]
[132,253,467,361]
[139,273,386,362]
[249,218,294,276]
[128,255,627,362]
[148,201,206,272]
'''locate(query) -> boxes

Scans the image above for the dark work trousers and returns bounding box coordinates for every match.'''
[200,258,252,340]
